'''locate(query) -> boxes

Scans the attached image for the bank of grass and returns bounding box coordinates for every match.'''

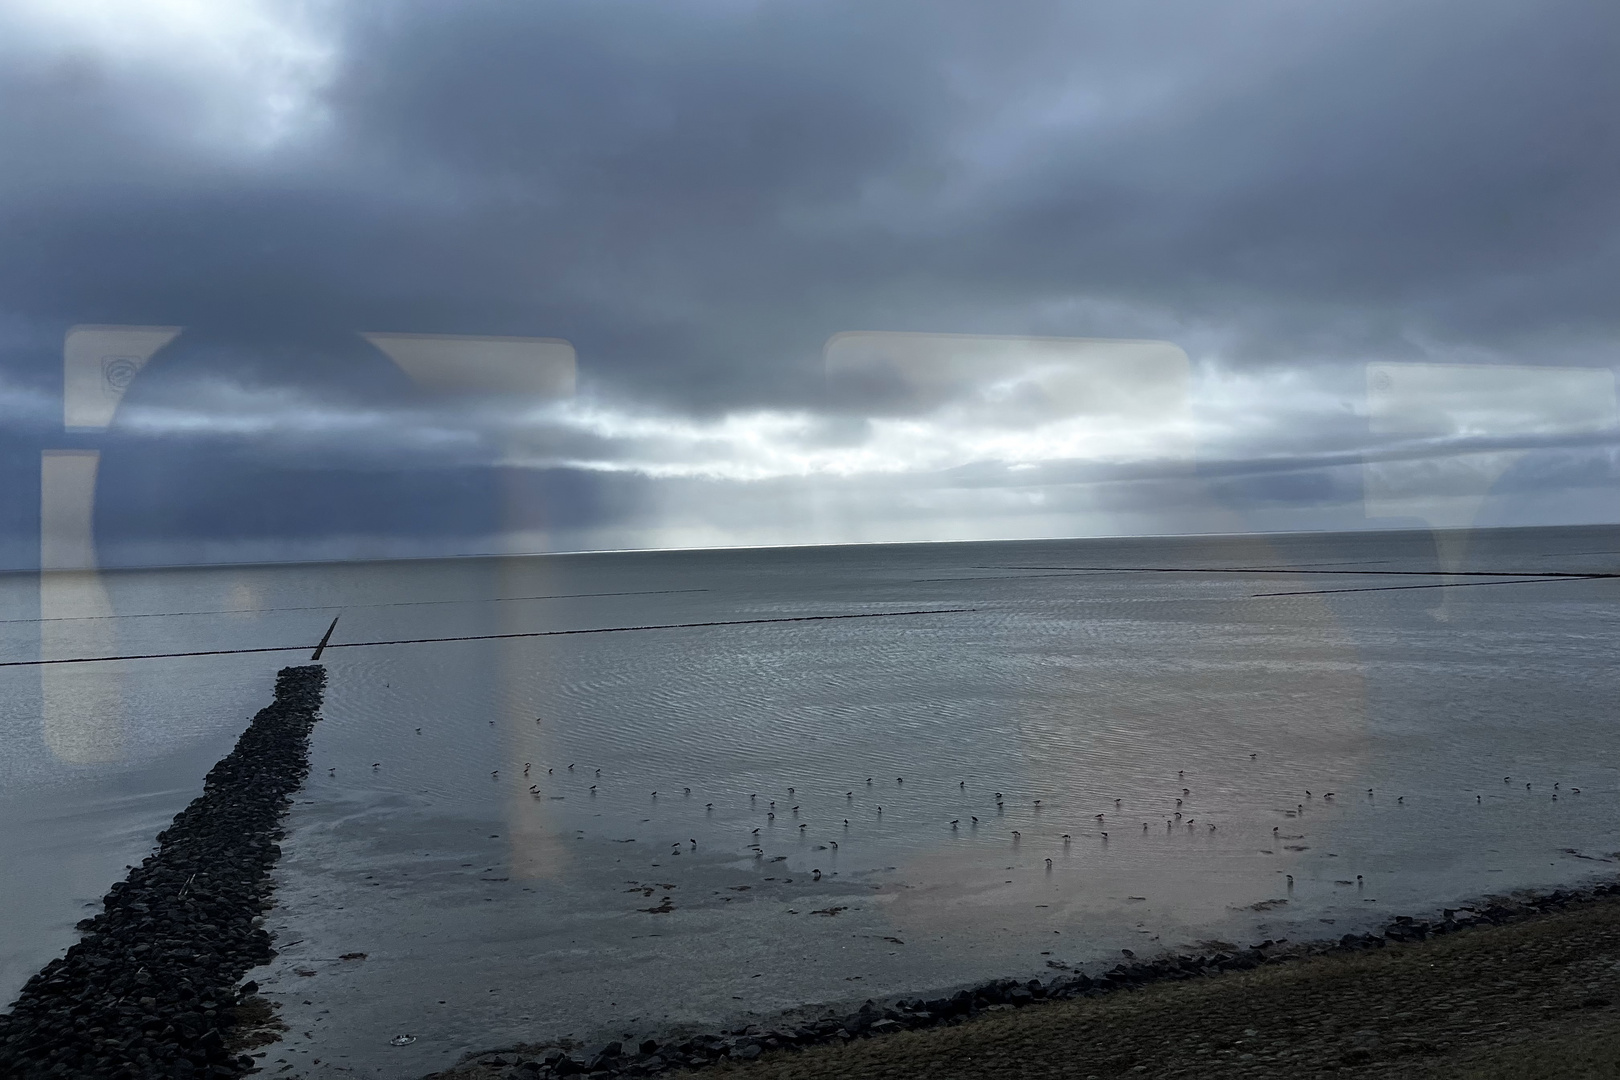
[691,896,1620,1079]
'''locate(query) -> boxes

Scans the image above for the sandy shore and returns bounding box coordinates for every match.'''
[432,888,1620,1079]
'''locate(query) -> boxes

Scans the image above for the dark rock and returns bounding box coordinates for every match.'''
[0,668,326,1080]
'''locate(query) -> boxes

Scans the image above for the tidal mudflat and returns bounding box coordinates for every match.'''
[4,527,1618,1077]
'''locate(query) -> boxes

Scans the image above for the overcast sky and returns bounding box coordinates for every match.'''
[1,0,1616,567]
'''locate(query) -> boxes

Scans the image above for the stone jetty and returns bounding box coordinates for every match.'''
[0,665,326,1080]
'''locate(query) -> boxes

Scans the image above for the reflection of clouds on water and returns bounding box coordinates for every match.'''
[40,450,123,763]
[883,530,1368,945]
[39,570,124,764]
[499,558,576,883]
[10,531,1619,1068]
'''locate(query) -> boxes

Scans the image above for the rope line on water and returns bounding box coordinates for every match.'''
[1,608,975,668]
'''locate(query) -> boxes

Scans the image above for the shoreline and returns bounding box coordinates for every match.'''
[423,877,1620,1080]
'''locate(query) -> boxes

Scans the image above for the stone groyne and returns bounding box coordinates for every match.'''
[0,665,326,1080]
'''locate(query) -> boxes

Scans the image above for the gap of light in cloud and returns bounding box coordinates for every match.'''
[92,349,1618,488]
[511,400,1205,481]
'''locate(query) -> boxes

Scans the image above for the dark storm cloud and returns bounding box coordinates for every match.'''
[321,0,1620,400]
[5,0,1617,403]
[1,0,1616,564]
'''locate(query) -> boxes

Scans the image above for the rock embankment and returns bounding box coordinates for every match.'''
[432,882,1620,1080]
[0,665,326,1080]
[686,888,1620,1079]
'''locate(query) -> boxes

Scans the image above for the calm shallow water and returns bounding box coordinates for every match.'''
[3,527,1619,1075]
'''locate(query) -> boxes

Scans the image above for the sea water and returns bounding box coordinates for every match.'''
[2,527,1617,1076]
